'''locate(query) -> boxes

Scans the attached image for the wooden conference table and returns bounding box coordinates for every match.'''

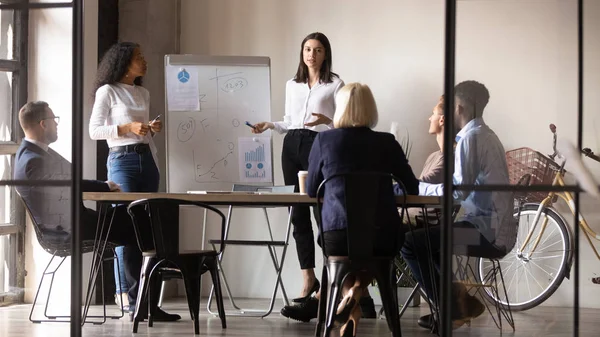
[83,191,440,207]
[83,192,441,318]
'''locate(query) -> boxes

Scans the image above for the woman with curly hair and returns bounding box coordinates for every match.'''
[89,42,177,321]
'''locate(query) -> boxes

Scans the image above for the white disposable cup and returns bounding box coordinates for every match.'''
[298,171,309,194]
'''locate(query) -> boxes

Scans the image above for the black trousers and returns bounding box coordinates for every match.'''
[282,129,318,269]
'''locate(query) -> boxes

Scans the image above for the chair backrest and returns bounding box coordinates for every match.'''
[127,198,227,258]
[315,172,408,262]
[232,184,295,193]
[15,190,72,253]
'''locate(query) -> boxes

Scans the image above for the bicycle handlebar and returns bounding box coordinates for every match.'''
[549,124,558,161]
[582,148,600,163]
[548,123,600,164]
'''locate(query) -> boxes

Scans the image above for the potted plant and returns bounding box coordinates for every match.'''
[393,254,421,307]
[390,122,412,159]
[366,254,421,311]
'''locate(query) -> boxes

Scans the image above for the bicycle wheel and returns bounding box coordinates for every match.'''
[477,203,571,311]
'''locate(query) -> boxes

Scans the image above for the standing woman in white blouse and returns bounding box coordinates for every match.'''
[252,32,344,314]
[89,42,168,317]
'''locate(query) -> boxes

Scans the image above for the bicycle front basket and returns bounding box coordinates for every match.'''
[506,147,560,202]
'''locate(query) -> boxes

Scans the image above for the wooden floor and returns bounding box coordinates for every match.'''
[1,298,599,336]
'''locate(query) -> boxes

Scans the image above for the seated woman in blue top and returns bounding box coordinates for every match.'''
[305,82,419,336]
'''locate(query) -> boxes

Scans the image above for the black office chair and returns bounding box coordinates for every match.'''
[314,172,408,337]
[452,186,525,332]
[126,198,227,335]
[18,195,124,324]
[453,230,517,332]
[450,175,531,332]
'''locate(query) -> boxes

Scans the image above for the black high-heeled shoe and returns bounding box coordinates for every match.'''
[291,279,320,303]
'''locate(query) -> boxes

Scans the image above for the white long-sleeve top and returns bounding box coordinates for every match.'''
[89,83,151,147]
[272,76,344,134]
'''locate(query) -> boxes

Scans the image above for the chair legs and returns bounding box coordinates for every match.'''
[323,261,351,337]
[29,254,64,323]
[29,251,121,325]
[206,258,227,328]
[147,269,163,328]
[133,256,154,333]
[315,260,402,337]
[182,273,201,335]
[457,257,515,332]
[374,260,402,337]
[157,280,167,308]
[314,265,329,337]
[485,259,515,332]
[133,256,227,335]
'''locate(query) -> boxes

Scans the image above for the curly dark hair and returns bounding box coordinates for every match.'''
[454,80,490,119]
[92,42,142,98]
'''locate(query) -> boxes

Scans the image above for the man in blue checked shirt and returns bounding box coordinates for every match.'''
[401,81,515,331]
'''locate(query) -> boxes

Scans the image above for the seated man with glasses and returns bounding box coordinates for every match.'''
[14,101,180,322]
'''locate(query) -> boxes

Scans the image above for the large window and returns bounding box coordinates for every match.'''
[0,0,26,303]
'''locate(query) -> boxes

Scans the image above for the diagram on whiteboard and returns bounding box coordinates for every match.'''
[165,59,272,190]
[238,137,272,182]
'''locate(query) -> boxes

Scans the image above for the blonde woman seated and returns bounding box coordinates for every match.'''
[305,83,419,336]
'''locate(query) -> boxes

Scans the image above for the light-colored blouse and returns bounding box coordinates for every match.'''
[89,83,150,147]
[272,76,344,134]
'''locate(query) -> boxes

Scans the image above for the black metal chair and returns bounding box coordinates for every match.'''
[126,198,227,335]
[452,189,524,332]
[453,236,516,332]
[450,177,531,333]
[314,172,408,337]
[18,195,124,324]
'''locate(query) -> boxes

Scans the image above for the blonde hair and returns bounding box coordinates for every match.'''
[333,83,378,129]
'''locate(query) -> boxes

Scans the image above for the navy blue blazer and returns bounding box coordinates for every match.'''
[306,127,419,233]
[14,140,110,234]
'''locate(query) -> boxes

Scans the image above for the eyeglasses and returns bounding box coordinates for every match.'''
[40,116,60,124]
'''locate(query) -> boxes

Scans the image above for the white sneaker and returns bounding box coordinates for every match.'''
[115,293,130,311]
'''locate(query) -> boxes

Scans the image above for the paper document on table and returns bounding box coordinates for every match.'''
[238,137,272,183]
[187,191,256,194]
[166,65,200,111]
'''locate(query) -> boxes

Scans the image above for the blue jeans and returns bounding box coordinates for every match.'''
[107,149,160,297]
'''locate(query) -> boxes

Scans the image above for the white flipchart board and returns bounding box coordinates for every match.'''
[164,55,273,192]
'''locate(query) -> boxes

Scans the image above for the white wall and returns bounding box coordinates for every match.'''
[24,0,100,307]
[177,0,600,308]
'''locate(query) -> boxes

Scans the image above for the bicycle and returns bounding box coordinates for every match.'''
[476,124,600,311]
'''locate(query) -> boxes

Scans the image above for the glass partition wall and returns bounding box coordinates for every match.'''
[0,1,83,336]
[437,0,593,336]
[0,1,596,336]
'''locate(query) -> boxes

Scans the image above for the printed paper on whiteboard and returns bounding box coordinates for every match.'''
[238,137,272,183]
[166,66,200,111]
